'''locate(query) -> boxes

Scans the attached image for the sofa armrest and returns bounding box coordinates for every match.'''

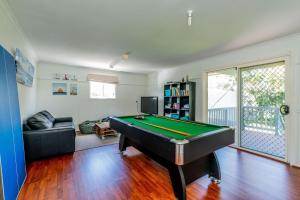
[55,117,73,123]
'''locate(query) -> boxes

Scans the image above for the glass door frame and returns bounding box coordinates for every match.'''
[204,56,291,163]
[204,67,239,146]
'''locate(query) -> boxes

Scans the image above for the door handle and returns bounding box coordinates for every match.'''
[280,105,289,115]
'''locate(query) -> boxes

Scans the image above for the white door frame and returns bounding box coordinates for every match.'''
[203,55,291,163]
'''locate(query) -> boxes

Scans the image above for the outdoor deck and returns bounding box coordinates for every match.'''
[208,107,285,158]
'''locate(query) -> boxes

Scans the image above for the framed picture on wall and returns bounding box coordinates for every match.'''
[70,83,78,95]
[53,73,61,80]
[52,82,67,95]
[15,48,35,87]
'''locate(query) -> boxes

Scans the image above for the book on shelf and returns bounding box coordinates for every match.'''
[166,84,191,96]
[171,113,179,119]
[165,89,171,96]
[165,113,180,119]
[180,116,189,120]
[171,87,180,96]
[186,84,190,96]
[165,103,171,109]
[179,85,190,96]
[182,104,190,109]
[173,103,180,109]
[180,90,186,96]
[185,111,189,117]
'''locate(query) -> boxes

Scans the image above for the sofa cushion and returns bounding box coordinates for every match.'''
[27,113,53,130]
[39,110,55,123]
[53,122,73,128]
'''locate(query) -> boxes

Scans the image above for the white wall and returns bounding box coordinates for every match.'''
[36,62,148,129]
[0,0,37,121]
[147,33,300,166]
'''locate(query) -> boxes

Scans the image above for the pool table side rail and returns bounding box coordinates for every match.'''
[155,115,229,128]
[186,127,234,142]
[110,117,177,163]
[116,114,229,129]
[183,128,235,164]
[110,116,172,140]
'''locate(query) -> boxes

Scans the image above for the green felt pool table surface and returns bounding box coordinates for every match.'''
[117,115,224,140]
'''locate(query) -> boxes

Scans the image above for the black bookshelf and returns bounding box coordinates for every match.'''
[163,81,195,121]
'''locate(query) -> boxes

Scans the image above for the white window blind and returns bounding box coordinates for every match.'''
[87,74,118,84]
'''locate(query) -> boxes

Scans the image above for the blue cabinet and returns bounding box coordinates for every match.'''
[0,46,26,200]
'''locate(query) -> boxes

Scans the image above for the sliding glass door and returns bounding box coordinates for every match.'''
[239,61,286,158]
[207,61,287,159]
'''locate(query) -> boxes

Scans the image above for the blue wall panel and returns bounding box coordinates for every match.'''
[0,47,18,200]
[0,46,26,200]
[4,48,26,190]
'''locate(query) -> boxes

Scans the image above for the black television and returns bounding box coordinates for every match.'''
[141,96,158,115]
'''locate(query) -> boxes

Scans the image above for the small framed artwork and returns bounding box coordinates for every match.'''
[70,83,78,95]
[70,74,77,81]
[53,73,61,80]
[62,74,70,80]
[52,83,67,95]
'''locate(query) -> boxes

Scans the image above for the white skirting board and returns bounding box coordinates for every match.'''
[291,164,300,168]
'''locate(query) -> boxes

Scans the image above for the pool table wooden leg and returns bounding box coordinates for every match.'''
[209,152,221,183]
[168,165,186,200]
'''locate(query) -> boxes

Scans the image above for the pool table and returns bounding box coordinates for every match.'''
[110,115,234,200]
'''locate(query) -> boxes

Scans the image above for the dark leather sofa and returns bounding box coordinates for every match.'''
[23,111,75,161]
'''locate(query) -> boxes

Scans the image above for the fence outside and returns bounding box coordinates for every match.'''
[208,106,284,136]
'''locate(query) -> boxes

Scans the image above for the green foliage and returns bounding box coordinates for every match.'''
[241,66,285,107]
[240,65,285,128]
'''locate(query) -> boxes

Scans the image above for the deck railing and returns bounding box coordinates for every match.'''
[208,107,236,127]
[208,106,284,135]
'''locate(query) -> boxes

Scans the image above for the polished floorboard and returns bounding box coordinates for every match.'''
[18,144,300,200]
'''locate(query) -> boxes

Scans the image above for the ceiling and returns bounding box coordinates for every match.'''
[7,0,300,73]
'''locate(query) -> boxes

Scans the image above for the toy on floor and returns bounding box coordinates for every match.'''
[95,122,118,139]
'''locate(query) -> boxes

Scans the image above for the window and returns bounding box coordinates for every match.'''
[89,81,116,99]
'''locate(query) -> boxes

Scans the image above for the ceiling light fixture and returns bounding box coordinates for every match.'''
[187,10,193,26]
[110,52,131,69]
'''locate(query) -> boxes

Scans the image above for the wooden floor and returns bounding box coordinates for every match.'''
[18,144,300,200]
